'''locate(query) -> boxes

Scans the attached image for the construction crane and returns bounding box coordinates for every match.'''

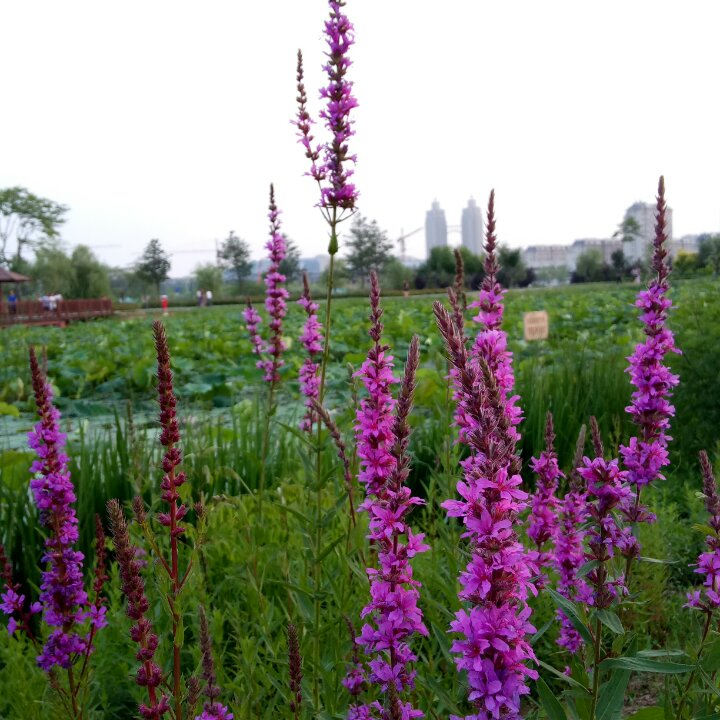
[396,227,422,262]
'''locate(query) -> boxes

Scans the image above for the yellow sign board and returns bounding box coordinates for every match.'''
[523,311,549,341]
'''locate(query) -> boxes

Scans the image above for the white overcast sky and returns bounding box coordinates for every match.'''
[2,0,719,276]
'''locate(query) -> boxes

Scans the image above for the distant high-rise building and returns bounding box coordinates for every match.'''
[425,200,447,255]
[461,197,483,255]
[622,201,673,264]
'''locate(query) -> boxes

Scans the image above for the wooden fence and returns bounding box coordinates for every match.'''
[0,298,114,327]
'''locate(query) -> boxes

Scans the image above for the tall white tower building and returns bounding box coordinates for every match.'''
[425,200,448,256]
[461,197,483,255]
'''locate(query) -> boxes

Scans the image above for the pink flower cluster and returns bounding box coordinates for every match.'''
[435,193,537,720]
[577,450,631,608]
[242,303,264,358]
[0,543,41,637]
[242,186,289,384]
[687,452,720,611]
[553,471,589,652]
[298,274,324,432]
[350,274,427,720]
[294,0,358,211]
[620,178,679,545]
[527,414,563,582]
[26,348,102,671]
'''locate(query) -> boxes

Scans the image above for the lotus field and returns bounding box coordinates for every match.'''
[2,2,720,720]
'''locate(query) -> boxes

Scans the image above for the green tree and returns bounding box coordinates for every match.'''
[345,215,394,286]
[136,238,171,295]
[497,246,527,288]
[194,263,223,295]
[614,216,642,244]
[673,251,700,278]
[698,235,720,275]
[217,231,251,292]
[69,245,111,298]
[416,246,455,288]
[610,248,629,280]
[572,248,606,283]
[279,236,302,283]
[31,240,73,296]
[0,187,68,265]
[380,257,414,291]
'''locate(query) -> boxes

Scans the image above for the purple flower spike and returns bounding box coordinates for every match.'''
[620,177,680,540]
[578,419,631,609]
[108,499,169,718]
[686,452,720,611]
[260,185,289,383]
[452,191,523,450]
[298,273,324,432]
[435,259,538,718]
[554,428,590,652]
[350,276,428,719]
[528,413,563,584]
[294,0,358,214]
[243,186,289,384]
[27,348,93,671]
[242,301,264,358]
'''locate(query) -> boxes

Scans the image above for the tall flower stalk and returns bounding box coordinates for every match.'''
[677,451,720,717]
[108,499,170,719]
[527,413,562,584]
[21,348,105,717]
[294,0,358,404]
[580,418,630,719]
[295,4,358,705]
[435,194,537,719]
[195,606,233,720]
[435,303,537,719]
[242,185,288,517]
[152,321,191,720]
[553,426,590,652]
[620,176,680,576]
[351,319,428,719]
[298,272,324,432]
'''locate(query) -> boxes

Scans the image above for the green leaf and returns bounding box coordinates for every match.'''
[536,676,568,720]
[531,618,555,647]
[537,660,591,695]
[547,588,594,646]
[599,657,694,674]
[596,668,631,720]
[0,401,20,416]
[700,635,720,672]
[593,609,624,635]
[625,708,665,719]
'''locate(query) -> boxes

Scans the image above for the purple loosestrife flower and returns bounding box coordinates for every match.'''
[1,543,41,638]
[469,192,522,446]
[354,272,397,501]
[686,452,720,610]
[27,348,97,671]
[553,429,590,652]
[295,1,358,213]
[195,606,233,720]
[242,301,264,358]
[108,499,170,719]
[619,177,680,549]
[577,419,631,609]
[259,185,289,383]
[434,302,537,720]
[527,413,563,584]
[351,279,428,720]
[298,273,324,432]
